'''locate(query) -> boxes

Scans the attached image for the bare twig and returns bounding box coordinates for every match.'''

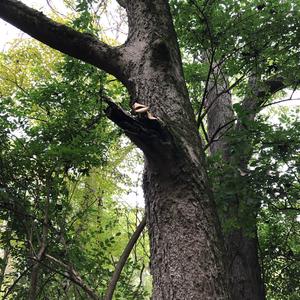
[260,97,300,109]
[200,72,250,121]
[46,0,67,17]
[200,119,209,144]
[203,94,300,151]
[189,0,215,49]
[132,263,145,298]
[204,118,236,151]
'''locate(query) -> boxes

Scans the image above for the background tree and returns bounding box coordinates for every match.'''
[172,0,300,299]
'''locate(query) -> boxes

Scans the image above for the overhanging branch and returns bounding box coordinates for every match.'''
[0,0,125,81]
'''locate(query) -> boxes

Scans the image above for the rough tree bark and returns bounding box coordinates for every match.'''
[205,68,286,300]
[0,0,230,298]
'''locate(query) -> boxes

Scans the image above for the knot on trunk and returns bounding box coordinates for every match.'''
[151,39,170,67]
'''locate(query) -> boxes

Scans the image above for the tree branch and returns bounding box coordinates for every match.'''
[200,119,209,144]
[240,76,287,120]
[261,97,300,109]
[28,185,50,300]
[44,254,100,300]
[0,0,125,81]
[104,216,146,300]
[264,77,286,95]
[200,72,249,121]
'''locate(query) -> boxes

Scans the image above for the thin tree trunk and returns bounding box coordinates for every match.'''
[104,216,146,300]
[28,184,50,300]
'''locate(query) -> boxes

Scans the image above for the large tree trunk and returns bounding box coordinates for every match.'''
[205,71,265,299]
[143,151,228,298]
[120,2,229,298]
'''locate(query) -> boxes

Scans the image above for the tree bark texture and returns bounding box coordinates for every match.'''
[0,0,230,299]
[225,228,265,300]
